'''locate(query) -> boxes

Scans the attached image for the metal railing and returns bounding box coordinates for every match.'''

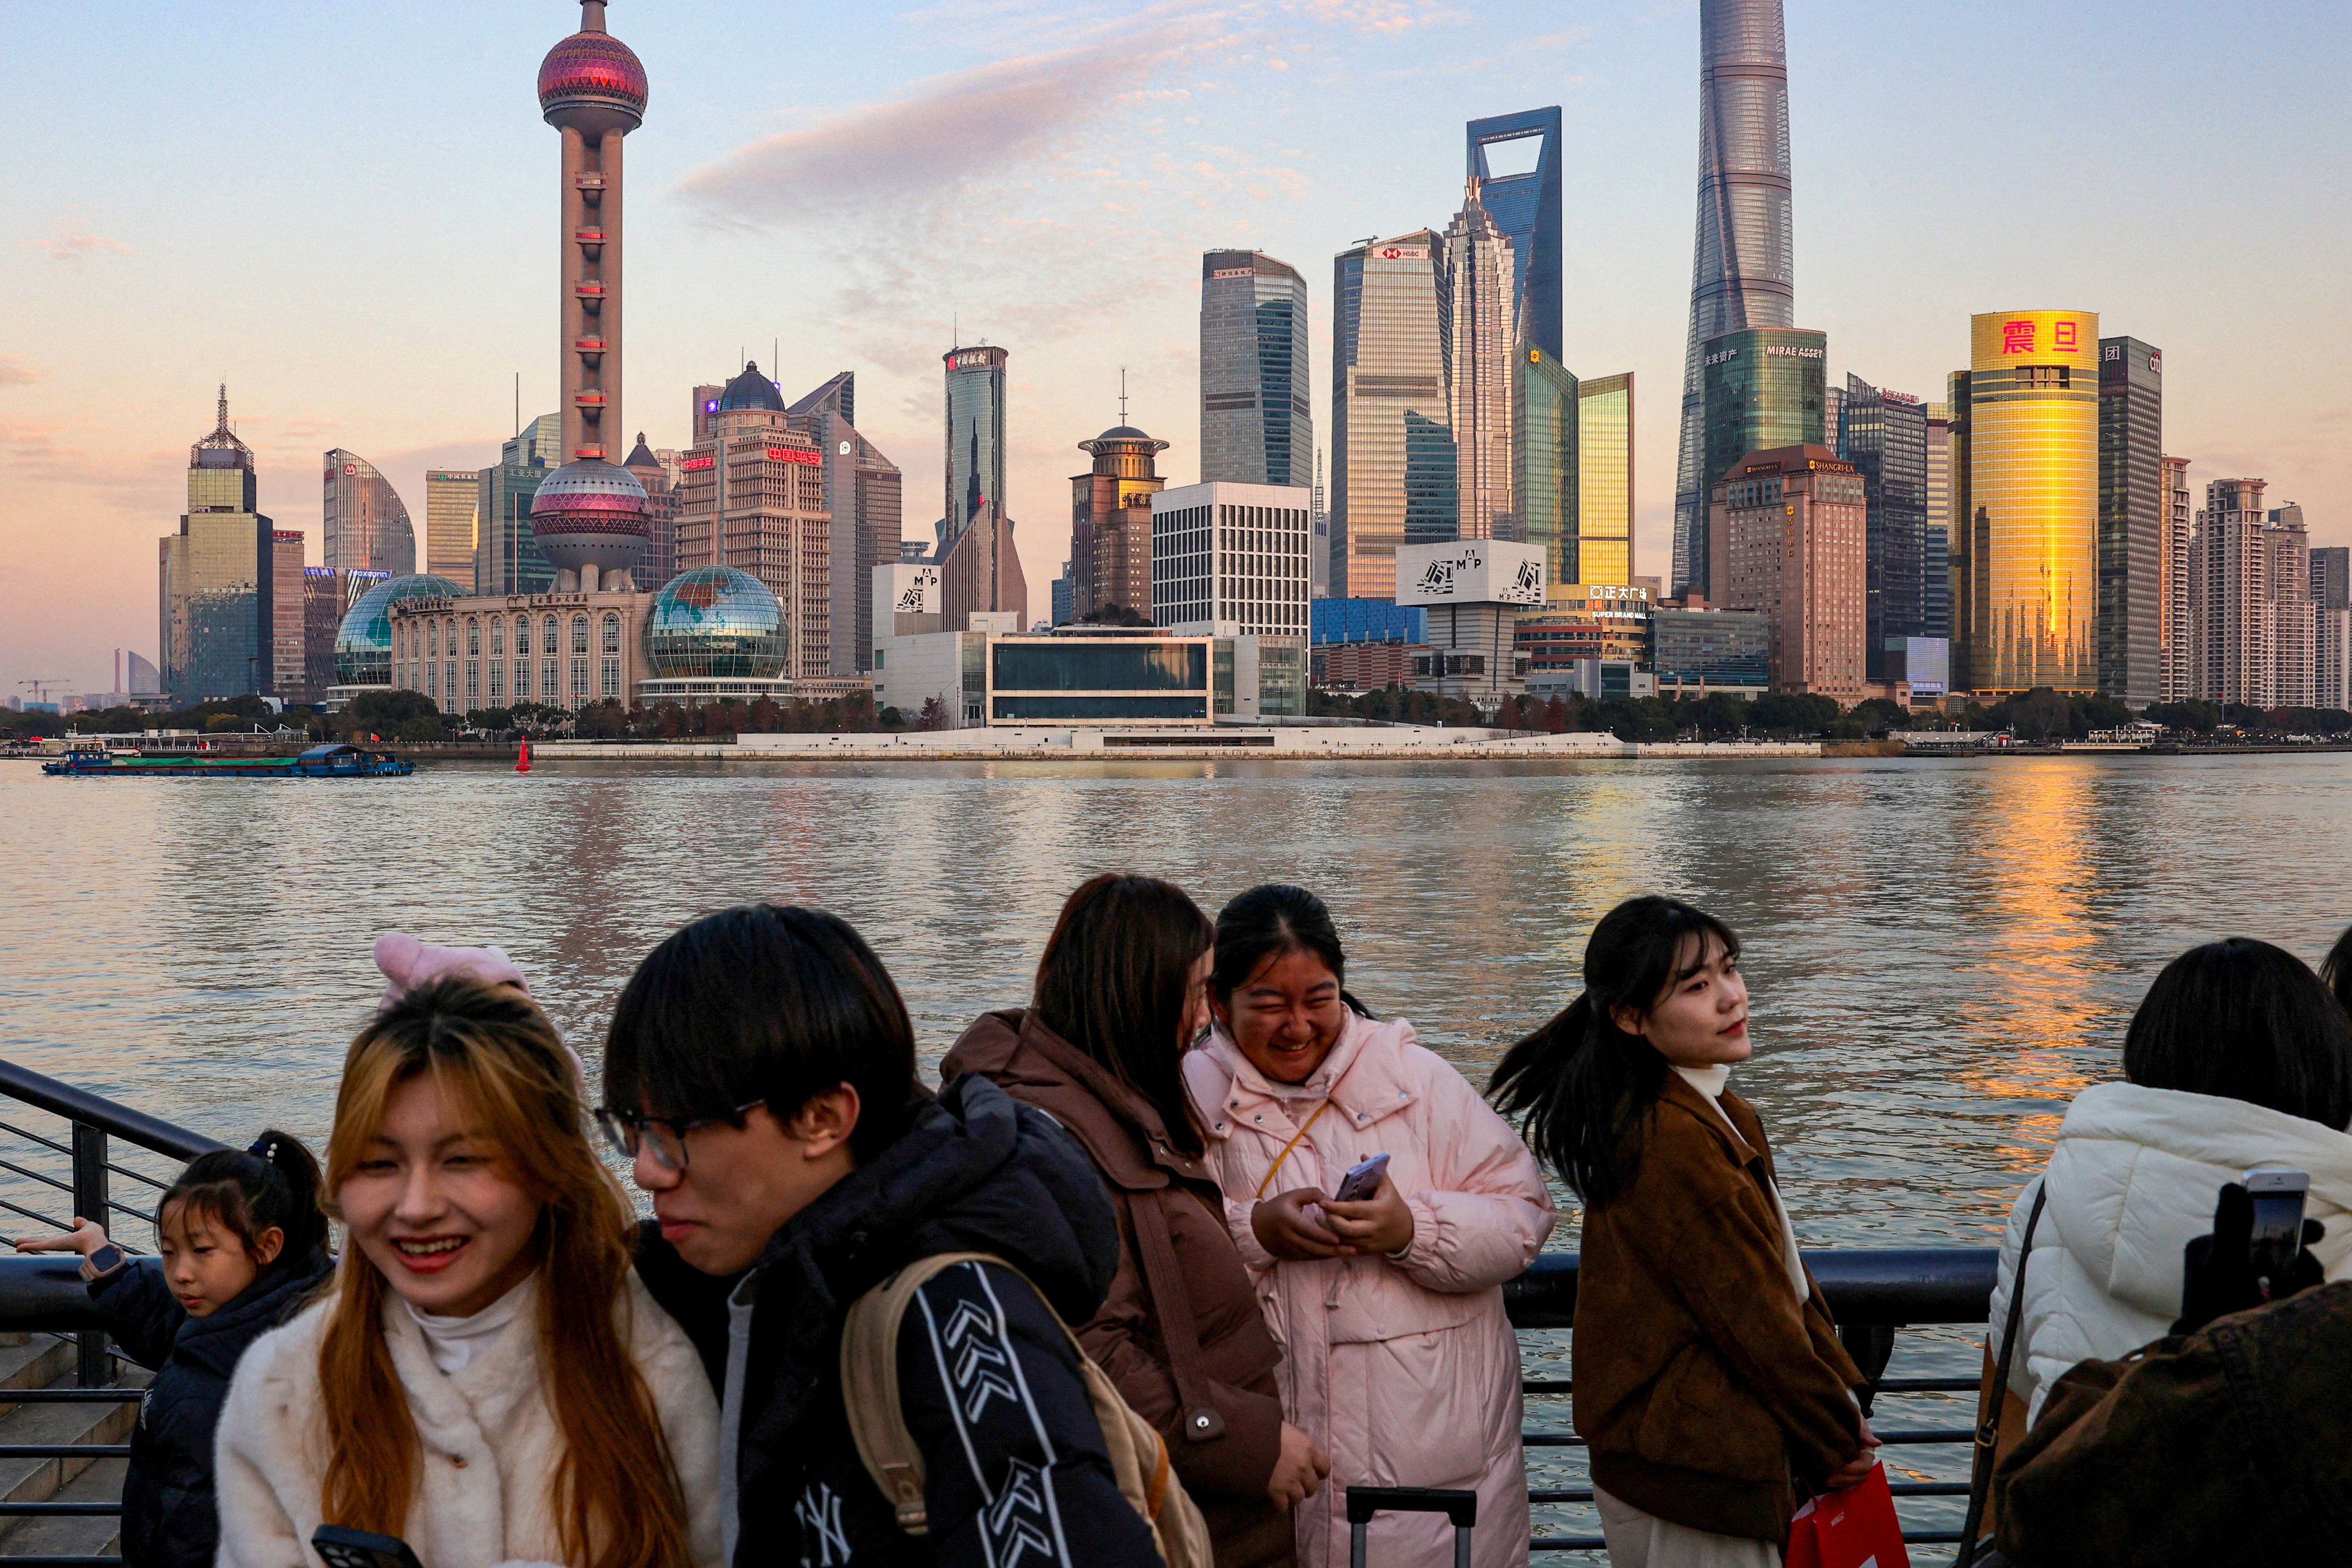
[0,1060,1997,1564]
[0,1060,226,1565]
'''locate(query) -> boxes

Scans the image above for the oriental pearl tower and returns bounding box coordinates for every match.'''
[529,1,651,592]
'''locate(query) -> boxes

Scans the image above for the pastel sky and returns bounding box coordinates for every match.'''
[5,0,2347,694]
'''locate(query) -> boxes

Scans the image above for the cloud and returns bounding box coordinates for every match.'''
[26,225,129,265]
[1290,0,1469,32]
[0,356,39,387]
[679,32,1194,221]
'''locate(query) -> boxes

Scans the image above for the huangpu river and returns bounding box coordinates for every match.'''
[6,751,2347,1543]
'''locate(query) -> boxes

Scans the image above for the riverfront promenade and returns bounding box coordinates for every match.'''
[532,724,1825,762]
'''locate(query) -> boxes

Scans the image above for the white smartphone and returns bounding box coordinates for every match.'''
[1333,1152,1391,1203]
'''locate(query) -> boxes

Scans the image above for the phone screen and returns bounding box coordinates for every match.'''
[2243,1167,2310,1279]
[312,1526,425,1568]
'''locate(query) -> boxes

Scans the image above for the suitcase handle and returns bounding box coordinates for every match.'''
[1345,1486,1477,1568]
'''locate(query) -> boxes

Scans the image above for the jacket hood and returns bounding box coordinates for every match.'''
[943,1007,1211,1191]
[729,1073,1119,1467]
[1191,1009,1427,1142]
[175,1244,333,1378]
[764,1071,1118,1326]
[2044,1081,2352,1316]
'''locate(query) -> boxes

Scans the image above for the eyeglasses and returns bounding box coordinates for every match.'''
[593,1101,764,1172]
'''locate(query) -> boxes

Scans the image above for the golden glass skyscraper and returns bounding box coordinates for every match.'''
[1575,373,1635,586]
[1957,309,2098,693]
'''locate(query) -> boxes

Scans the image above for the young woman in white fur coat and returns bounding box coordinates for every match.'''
[214,963,724,1568]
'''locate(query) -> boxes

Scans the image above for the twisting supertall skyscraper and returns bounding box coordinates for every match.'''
[1671,0,1795,596]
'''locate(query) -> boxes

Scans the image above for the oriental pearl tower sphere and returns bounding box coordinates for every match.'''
[529,0,651,590]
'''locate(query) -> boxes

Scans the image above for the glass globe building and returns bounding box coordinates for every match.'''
[334,574,467,687]
[642,566,787,679]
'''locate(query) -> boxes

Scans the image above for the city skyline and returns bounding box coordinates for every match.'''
[4,1,2348,689]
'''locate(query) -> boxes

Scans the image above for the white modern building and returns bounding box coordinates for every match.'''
[1150,481,1313,640]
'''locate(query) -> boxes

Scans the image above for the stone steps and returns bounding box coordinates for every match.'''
[0,1334,143,1559]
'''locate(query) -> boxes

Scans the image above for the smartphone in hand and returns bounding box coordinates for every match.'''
[312,1526,425,1568]
[1333,1152,1390,1204]
[2243,1166,2311,1284]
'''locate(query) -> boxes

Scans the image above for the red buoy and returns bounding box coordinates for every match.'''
[516,737,532,774]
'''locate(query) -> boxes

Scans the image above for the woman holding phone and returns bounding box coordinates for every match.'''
[214,959,724,1568]
[1183,885,1554,1568]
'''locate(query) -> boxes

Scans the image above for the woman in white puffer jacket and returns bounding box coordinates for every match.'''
[1988,937,2352,1422]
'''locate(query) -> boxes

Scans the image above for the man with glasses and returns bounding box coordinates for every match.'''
[598,903,1163,1568]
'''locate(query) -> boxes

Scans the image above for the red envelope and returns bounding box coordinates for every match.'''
[1783,1462,1910,1568]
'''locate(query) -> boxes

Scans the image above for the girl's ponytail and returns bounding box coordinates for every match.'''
[157,1127,328,1265]
[1489,897,1740,1208]
[245,1129,329,1262]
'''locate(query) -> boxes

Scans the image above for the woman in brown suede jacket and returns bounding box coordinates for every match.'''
[1493,897,1876,1566]
[943,873,1328,1568]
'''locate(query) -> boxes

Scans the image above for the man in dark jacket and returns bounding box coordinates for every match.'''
[604,903,1164,1568]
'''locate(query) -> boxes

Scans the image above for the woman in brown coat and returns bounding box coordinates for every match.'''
[1491,897,1877,1567]
[944,873,1328,1568]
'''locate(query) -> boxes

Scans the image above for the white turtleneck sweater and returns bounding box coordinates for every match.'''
[1671,1064,1809,1301]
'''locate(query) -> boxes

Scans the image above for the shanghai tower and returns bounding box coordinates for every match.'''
[1670,0,1795,596]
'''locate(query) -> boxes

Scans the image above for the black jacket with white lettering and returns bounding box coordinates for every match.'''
[635,1073,1163,1568]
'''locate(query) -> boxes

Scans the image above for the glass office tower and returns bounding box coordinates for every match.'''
[1466,107,1562,359]
[1445,194,1519,541]
[160,388,273,702]
[323,450,416,577]
[1515,346,1578,587]
[1960,309,2100,694]
[1839,374,1929,678]
[2098,336,2164,705]
[475,414,562,597]
[424,469,481,590]
[1199,251,1311,489]
[943,345,1009,550]
[1672,0,1797,596]
[1575,373,1635,586]
[1330,231,1454,600]
[1696,327,1824,597]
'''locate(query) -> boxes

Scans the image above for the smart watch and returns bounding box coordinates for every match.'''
[83,1245,126,1280]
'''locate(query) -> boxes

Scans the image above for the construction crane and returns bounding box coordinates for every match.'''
[16,678,74,709]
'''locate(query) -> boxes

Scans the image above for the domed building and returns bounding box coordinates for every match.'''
[325,574,468,707]
[1071,421,1168,620]
[636,566,798,708]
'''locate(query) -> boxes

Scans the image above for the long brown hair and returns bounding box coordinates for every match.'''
[1032,873,1215,1157]
[318,978,693,1568]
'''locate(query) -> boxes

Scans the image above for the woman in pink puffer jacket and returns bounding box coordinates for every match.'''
[1184,886,1556,1568]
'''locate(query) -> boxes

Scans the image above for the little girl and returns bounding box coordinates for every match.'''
[14,1131,332,1568]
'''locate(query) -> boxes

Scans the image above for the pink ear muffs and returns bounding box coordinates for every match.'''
[371,932,588,1097]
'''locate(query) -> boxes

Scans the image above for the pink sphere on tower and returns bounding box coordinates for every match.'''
[529,1,651,589]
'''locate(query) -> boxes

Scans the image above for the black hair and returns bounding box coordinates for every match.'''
[1210,883,1372,1017]
[604,904,922,1162]
[2123,938,2352,1129]
[2321,924,2352,1021]
[1032,874,1216,1158]
[1488,895,1741,1208]
[159,1129,328,1265]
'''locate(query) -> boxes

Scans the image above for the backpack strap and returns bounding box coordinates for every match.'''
[841,1250,1105,1535]
[1955,1183,2048,1568]
[840,1250,1007,1535]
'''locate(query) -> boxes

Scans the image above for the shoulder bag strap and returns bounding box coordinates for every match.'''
[1127,1187,1229,1442]
[1953,1184,2048,1568]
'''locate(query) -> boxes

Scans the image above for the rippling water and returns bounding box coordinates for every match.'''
[8,751,2346,1543]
